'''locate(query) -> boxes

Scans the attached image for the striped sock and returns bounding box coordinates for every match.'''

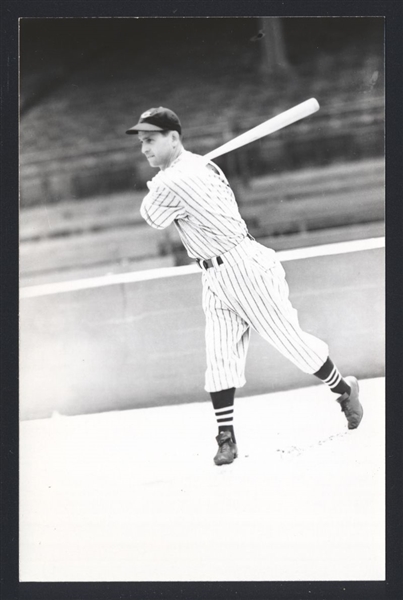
[215,404,234,429]
[210,388,236,443]
[314,357,351,396]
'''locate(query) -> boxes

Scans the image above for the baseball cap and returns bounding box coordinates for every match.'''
[126,107,182,135]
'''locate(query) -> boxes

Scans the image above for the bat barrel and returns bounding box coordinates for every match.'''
[203,98,320,162]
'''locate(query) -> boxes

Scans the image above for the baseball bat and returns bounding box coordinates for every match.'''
[203,98,320,162]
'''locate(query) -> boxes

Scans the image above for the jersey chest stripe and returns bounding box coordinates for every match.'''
[181,209,244,248]
[177,224,221,257]
[178,223,225,257]
[199,182,238,218]
[169,179,229,231]
[186,226,223,253]
[187,233,210,257]
[195,231,225,256]
[188,174,232,214]
[164,174,248,236]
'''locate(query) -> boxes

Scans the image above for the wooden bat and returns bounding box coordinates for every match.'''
[203,98,320,162]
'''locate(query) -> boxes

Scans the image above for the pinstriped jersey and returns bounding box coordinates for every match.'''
[140,150,248,260]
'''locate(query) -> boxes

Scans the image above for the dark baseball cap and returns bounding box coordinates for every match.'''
[126,107,182,135]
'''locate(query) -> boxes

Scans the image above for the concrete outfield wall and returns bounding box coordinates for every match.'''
[20,244,385,420]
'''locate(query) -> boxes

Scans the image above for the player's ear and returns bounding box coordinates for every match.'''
[171,131,180,145]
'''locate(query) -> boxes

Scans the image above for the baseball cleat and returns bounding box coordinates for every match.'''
[336,376,363,429]
[214,430,238,466]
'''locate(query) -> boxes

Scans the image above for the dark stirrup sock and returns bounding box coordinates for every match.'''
[314,357,351,396]
[210,387,236,443]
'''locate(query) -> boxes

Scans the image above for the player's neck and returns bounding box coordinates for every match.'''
[161,145,184,170]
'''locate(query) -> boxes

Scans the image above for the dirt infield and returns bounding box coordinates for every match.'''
[20,377,385,582]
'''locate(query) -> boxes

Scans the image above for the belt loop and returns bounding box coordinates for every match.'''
[197,259,210,270]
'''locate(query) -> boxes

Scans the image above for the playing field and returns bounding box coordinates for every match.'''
[19,377,384,582]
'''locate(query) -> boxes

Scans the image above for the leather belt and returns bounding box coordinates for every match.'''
[197,233,254,270]
[198,256,224,270]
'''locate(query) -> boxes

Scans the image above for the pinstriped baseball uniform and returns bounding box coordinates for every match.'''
[141,151,248,259]
[141,150,329,392]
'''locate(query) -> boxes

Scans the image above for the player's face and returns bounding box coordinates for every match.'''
[138,131,176,170]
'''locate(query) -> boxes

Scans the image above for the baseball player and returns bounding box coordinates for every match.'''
[126,107,364,466]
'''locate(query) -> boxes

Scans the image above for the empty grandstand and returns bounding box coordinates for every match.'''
[19,17,384,283]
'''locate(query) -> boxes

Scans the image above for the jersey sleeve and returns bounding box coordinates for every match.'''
[140,173,187,230]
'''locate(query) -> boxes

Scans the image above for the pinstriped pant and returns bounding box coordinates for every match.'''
[201,237,329,393]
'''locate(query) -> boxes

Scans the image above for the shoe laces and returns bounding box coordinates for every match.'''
[217,431,232,445]
[338,391,350,412]
[340,399,351,415]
